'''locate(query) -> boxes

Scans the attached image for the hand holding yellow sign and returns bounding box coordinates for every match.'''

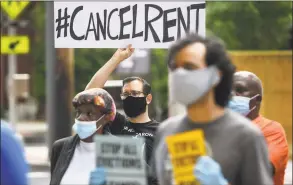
[166,130,206,185]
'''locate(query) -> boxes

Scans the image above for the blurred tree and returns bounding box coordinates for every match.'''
[206,1,292,50]
[74,49,115,93]
[151,49,169,120]
[30,2,45,118]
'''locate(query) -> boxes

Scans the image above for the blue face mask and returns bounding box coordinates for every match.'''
[228,96,255,116]
[72,115,105,139]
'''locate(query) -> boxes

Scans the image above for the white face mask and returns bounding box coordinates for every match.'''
[72,115,105,139]
[170,66,220,106]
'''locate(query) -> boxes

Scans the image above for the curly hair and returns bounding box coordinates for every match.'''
[72,88,116,121]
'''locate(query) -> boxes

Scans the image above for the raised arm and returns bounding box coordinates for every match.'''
[85,45,135,90]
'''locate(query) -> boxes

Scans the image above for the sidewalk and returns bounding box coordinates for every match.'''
[16,121,47,144]
[25,145,50,172]
[15,121,50,171]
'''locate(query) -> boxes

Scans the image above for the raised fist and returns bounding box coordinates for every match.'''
[111,44,135,63]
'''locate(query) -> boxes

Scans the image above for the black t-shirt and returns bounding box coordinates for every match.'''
[104,112,159,165]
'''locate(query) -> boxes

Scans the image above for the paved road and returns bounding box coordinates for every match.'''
[28,172,50,185]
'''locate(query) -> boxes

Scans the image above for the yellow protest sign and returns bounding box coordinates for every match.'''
[1,36,30,54]
[1,1,30,20]
[166,130,206,185]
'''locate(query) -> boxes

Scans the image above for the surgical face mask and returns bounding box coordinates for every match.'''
[228,96,256,116]
[72,115,105,139]
[170,66,220,106]
[123,96,147,118]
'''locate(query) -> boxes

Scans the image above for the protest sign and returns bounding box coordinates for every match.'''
[54,1,205,48]
[94,135,147,185]
[166,130,206,185]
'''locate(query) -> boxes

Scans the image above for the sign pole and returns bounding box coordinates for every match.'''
[7,25,17,128]
[46,1,57,154]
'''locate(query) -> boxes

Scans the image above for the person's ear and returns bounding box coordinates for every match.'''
[250,94,261,108]
[253,94,262,105]
[146,94,152,104]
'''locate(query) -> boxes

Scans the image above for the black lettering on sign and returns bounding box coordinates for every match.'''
[96,10,107,40]
[163,8,177,42]
[122,158,141,169]
[173,154,199,168]
[190,3,205,33]
[119,5,132,40]
[132,4,143,38]
[97,157,142,169]
[144,4,163,42]
[70,6,85,40]
[177,6,190,39]
[174,141,199,153]
[107,8,119,40]
[97,157,114,168]
[61,3,205,43]
[124,144,137,155]
[85,13,98,40]
[101,143,121,154]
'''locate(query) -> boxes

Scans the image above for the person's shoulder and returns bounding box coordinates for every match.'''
[149,119,160,127]
[52,135,76,149]
[225,109,262,136]
[113,111,127,123]
[261,116,285,131]
[157,114,185,134]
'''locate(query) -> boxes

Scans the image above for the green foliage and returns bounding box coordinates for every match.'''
[151,49,168,112]
[206,1,292,50]
[30,2,292,118]
[30,2,45,107]
[74,49,115,94]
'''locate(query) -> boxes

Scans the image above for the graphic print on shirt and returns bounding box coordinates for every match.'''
[123,126,135,133]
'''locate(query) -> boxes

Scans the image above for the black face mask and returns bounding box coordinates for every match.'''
[123,96,147,118]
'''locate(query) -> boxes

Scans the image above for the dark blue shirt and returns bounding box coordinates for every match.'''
[1,123,29,185]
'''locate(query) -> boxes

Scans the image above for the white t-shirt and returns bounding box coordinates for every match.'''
[60,140,95,185]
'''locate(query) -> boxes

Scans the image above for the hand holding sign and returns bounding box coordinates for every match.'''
[111,44,135,63]
[194,156,228,185]
[89,167,106,185]
[166,130,206,185]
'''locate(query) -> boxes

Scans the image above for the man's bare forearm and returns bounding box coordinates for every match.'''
[85,58,121,90]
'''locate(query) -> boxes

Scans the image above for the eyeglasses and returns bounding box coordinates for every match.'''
[120,90,145,100]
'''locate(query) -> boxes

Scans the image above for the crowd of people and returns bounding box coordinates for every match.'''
[1,33,289,185]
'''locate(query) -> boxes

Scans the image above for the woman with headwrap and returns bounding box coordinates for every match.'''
[49,88,116,185]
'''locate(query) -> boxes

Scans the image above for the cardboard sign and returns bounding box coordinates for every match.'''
[95,135,147,185]
[54,1,205,48]
[166,130,206,185]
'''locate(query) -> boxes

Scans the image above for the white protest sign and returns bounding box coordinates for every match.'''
[94,135,147,185]
[54,1,205,48]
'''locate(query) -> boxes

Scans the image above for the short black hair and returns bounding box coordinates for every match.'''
[122,76,151,95]
[167,33,236,107]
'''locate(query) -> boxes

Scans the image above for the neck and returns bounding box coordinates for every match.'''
[247,112,260,121]
[128,110,151,123]
[187,92,225,123]
[82,137,94,143]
